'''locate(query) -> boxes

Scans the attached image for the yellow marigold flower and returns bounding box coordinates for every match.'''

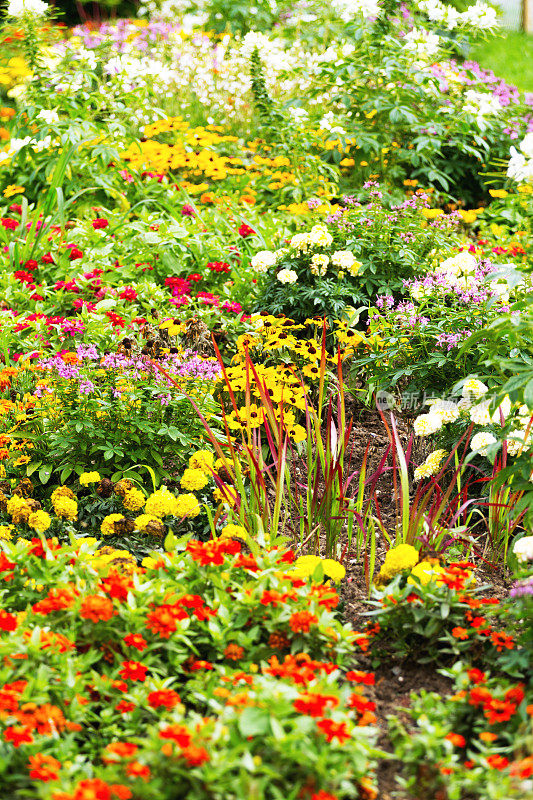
[28,511,51,534]
[376,543,419,584]
[175,493,201,518]
[220,523,247,540]
[180,468,209,492]
[407,560,446,586]
[0,524,13,540]
[51,486,75,504]
[188,450,214,473]
[79,471,101,486]
[101,514,125,536]
[53,496,78,521]
[134,513,159,531]
[6,494,30,520]
[145,489,179,518]
[122,488,146,512]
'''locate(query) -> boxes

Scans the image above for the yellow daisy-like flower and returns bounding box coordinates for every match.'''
[145,489,179,519]
[3,185,25,198]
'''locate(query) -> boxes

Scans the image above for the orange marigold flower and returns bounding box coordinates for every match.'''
[293,692,339,717]
[123,633,147,651]
[159,724,191,748]
[467,668,486,684]
[4,726,33,746]
[102,742,138,763]
[80,595,115,623]
[289,611,318,634]
[345,670,375,685]
[224,643,244,661]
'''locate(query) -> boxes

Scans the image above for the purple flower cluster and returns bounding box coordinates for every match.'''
[435,330,472,351]
[509,577,533,598]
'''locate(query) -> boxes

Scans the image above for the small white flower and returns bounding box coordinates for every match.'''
[413,413,443,436]
[513,535,533,563]
[7,0,48,16]
[251,250,276,273]
[277,269,298,285]
[470,431,497,456]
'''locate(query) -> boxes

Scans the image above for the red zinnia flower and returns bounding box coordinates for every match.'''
[80,595,115,623]
[118,661,148,682]
[0,610,18,631]
[92,218,109,229]
[445,733,466,747]
[125,761,150,780]
[289,611,318,634]
[28,753,61,781]
[317,719,350,744]
[123,633,147,651]
[4,726,33,747]
[451,627,469,640]
[147,690,181,709]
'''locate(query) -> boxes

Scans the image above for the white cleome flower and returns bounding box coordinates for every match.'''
[470,431,497,456]
[7,0,48,16]
[277,269,298,284]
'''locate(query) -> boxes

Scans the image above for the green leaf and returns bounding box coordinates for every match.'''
[238,707,270,737]
[164,530,178,552]
[38,465,53,484]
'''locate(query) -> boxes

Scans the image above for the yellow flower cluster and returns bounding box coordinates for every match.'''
[189,450,214,472]
[79,471,101,486]
[28,510,51,534]
[51,486,78,521]
[101,514,125,537]
[122,488,146,512]
[0,57,31,92]
[292,555,346,581]
[376,543,419,585]
[219,523,247,540]
[413,449,447,482]
[180,468,209,491]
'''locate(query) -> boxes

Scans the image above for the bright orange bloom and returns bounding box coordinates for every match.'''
[480,732,498,742]
[28,753,61,781]
[147,690,181,709]
[317,719,351,744]
[224,643,244,661]
[289,611,318,634]
[80,595,115,623]
[445,733,466,747]
[125,761,150,780]
[451,627,469,640]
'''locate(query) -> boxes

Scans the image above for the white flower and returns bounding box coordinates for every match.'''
[331,0,380,22]
[461,2,498,30]
[427,399,460,423]
[462,378,488,400]
[7,0,48,15]
[290,233,310,252]
[251,250,276,273]
[307,224,333,248]
[507,134,533,184]
[513,535,533,563]
[37,109,59,124]
[470,431,497,456]
[436,251,477,278]
[519,132,533,159]
[403,28,441,60]
[413,413,443,436]
[310,254,329,276]
[277,269,298,285]
[330,250,361,275]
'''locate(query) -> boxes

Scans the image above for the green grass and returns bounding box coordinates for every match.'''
[469,32,533,93]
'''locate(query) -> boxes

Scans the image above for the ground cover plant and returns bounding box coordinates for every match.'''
[0,0,531,798]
